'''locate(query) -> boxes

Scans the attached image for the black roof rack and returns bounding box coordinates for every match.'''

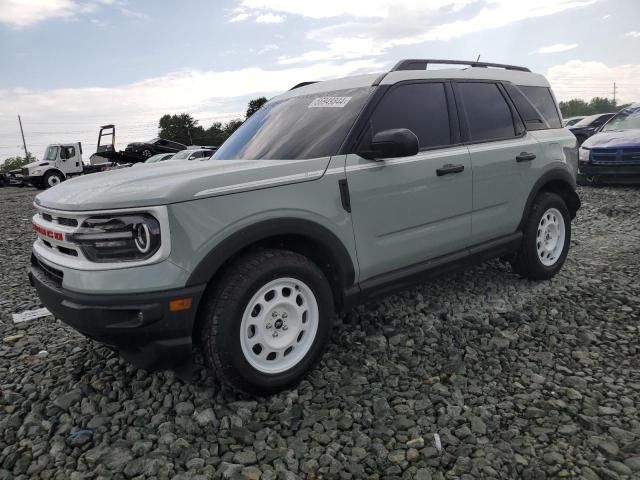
[289,81,319,91]
[391,59,531,73]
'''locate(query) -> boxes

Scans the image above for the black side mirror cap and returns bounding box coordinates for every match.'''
[357,128,419,160]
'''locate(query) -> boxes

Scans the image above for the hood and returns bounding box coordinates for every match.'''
[24,160,44,170]
[582,129,640,149]
[35,157,331,211]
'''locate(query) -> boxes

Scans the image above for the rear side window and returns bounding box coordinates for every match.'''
[457,82,517,142]
[370,82,451,149]
[517,86,562,129]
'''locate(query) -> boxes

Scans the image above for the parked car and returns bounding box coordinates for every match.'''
[569,113,615,145]
[169,148,216,161]
[124,138,186,159]
[144,153,175,164]
[0,172,7,187]
[563,116,585,127]
[30,58,580,394]
[578,104,640,183]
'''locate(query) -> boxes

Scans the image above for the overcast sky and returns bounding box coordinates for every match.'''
[1,0,639,160]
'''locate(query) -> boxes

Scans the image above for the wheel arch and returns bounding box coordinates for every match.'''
[518,169,581,231]
[186,218,356,311]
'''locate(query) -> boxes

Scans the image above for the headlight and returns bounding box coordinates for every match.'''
[31,169,40,176]
[578,147,590,162]
[69,213,161,262]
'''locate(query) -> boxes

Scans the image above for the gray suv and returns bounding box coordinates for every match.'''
[30,59,580,393]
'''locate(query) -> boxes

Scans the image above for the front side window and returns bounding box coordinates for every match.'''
[457,82,518,142]
[60,146,75,159]
[213,87,373,160]
[368,82,452,149]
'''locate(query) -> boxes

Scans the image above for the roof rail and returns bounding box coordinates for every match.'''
[390,59,531,73]
[289,81,319,91]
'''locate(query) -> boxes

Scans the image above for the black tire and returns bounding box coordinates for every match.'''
[142,149,153,158]
[512,192,571,280]
[199,249,334,394]
[43,171,64,189]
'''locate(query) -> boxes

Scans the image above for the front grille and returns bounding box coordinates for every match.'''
[39,212,78,228]
[33,256,64,287]
[591,148,640,165]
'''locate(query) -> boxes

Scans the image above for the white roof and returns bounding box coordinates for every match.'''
[284,64,549,99]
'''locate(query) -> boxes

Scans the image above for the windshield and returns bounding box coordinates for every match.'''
[572,114,602,128]
[146,137,160,144]
[171,150,191,160]
[213,87,373,160]
[43,146,59,161]
[601,106,640,132]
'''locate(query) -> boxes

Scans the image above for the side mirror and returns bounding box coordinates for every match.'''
[357,128,419,161]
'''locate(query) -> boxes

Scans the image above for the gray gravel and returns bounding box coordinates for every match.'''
[1,185,639,480]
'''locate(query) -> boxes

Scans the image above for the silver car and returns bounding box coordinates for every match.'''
[30,59,580,393]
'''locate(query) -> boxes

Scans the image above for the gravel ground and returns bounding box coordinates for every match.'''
[1,185,639,480]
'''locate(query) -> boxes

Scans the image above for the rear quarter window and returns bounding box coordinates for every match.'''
[512,85,562,130]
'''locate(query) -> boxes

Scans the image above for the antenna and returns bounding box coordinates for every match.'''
[476,54,481,62]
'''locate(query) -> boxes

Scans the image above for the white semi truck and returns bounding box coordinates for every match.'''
[21,142,112,189]
[22,125,142,189]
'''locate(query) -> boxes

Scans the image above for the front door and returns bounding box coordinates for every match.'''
[346,81,473,282]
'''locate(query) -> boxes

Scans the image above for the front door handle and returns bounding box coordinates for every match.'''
[516,152,536,162]
[436,164,465,176]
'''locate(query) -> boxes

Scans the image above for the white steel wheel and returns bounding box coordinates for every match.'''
[47,174,62,187]
[240,277,319,374]
[536,207,565,266]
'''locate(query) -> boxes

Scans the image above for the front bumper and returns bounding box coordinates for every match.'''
[29,256,206,371]
[579,163,640,178]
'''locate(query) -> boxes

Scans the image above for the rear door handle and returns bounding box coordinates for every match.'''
[436,164,465,176]
[516,152,536,162]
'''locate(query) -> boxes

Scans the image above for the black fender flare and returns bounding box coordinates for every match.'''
[185,218,356,289]
[518,168,581,231]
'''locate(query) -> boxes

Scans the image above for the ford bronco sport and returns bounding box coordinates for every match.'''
[30,59,580,393]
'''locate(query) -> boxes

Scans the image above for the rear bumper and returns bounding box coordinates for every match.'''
[29,257,206,371]
[579,163,640,178]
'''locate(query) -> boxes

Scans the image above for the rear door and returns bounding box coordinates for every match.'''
[454,81,543,245]
[345,81,473,282]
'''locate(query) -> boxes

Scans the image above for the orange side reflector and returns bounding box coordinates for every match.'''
[169,297,193,312]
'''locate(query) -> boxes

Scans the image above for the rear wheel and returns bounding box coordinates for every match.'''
[142,149,153,158]
[43,171,64,189]
[512,192,571,280]
[199,249,334,394]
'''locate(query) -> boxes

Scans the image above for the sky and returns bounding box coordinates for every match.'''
[0,0,639,161]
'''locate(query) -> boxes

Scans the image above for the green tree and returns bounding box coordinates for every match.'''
[559,97,626,118]
[1,155,33,172]
[223,119,243,137]
[158,113,199,145]
[246,96,268,118]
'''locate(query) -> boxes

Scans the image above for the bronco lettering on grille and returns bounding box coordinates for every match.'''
[33,223,64,241]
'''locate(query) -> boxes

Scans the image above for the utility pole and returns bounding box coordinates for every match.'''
[613,82,617,106]
[18,115,28,158]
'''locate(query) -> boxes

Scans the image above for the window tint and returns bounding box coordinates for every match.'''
[503,83,546,131]
[60,146,75,159]
[517,86,562,129]
[458,83,517,142]
[591,114,613,127]
[369,82,451,149]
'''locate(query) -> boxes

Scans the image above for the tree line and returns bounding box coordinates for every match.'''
[157,97,268,147]
[558,97,629,118]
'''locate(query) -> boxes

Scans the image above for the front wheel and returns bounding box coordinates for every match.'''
[199,249,334,394]
[43,171,64,189]
[512,192,571,280]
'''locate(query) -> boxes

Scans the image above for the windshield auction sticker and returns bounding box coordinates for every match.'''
[308,96,352,108]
